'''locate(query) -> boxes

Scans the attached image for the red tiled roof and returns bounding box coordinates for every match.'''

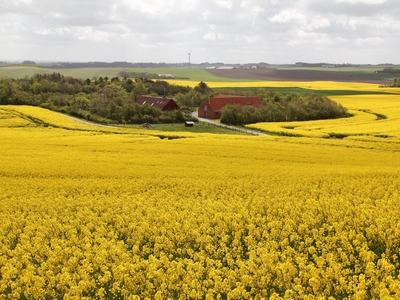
[202,95,263,112]
[137,96,179,111]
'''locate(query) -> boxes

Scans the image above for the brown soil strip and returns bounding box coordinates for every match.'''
[207,68,390,84]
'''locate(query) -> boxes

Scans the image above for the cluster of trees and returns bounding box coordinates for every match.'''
[117,71,189,80]
[118,71,164,79]
[221,92,349,125]
[392,78,400,87]
[382,67,400,74]
[0,73,209,124]
[1,72,350,126]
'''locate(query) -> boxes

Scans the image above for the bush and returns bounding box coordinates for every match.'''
[221,93,349,126]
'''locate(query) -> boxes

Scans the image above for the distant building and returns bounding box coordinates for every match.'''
[217,66,235,70]
[158,74,175,78]
[137,96,180,111]
[198,95,263,119]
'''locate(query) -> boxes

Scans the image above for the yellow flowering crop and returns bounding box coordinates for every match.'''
[248,94,400,143]
[167,79,400,94]
[1,104,400,299]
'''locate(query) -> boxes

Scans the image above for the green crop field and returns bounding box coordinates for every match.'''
[118,121,246,135]
[1,65,397,98]
[119,67,246,82]
[1,64,397,82]
[0,65,241,82]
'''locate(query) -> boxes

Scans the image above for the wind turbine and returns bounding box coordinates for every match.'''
[188,50,191,68]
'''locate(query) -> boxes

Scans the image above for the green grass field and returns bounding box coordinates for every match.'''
[0,65,241,82]
[119,121,246,135]
[3,65,396,82]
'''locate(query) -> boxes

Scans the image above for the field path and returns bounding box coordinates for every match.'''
[192,111,268,136]
[58,113,117,128]
[60,112,267,135]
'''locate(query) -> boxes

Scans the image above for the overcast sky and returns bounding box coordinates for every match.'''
[1,0,399,64]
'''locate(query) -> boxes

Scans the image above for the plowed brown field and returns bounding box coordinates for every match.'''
[207,68,390,84]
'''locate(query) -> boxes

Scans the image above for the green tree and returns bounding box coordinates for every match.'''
[221,104,243,125]
[30,82,44,94]
[194,81,212,94]
[0,78,23,104]
[70,92,90,111]
[132,80,149,101]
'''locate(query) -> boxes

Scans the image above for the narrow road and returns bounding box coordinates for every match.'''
[60,111,267,135]
[57,113,117,128]
[192,112,268,136]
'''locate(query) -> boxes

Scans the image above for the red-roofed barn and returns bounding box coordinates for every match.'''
[198,95,263,119]
[137,96,180,111]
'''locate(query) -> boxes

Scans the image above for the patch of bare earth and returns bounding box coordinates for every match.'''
[207,68,390,84]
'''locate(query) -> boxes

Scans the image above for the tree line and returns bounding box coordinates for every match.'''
[220,92,349,126]
[0,72,349,125]
[392,78,400,87]
[117,71,189,80]
[382,67,400,74]
[0,73,210,124]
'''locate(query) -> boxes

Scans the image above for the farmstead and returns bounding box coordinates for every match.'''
[136,95,180,111]
[198,94,263,119]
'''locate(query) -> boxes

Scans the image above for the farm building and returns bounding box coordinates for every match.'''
[137,96,180,111]
[158,74,175,78]
[184,121,194,127]
[198,95,263,119]
[217,66,235,70]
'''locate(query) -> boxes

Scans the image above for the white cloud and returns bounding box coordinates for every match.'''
[355,36,384,44]
[216,0,233,9]
[203,32,217,41]
[335,0,386,4]
[269,10,307,24]
[202,11,211,20]
[11,0,32,4]
[34,28,71,36]
[307,16,331,29]
[244,35,259,43]
[0,0,399,64]
[241,1,264,13]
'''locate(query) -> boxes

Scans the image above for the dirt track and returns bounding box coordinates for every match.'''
[57,113,117,128]
[207,68,390,84]
[191,111,268,136]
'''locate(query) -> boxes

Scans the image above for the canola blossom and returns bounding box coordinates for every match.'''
[167,79,400,94]
[248,94,400,142]
[1,102,400,299]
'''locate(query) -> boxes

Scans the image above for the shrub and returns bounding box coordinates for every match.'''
[221,93,348,125]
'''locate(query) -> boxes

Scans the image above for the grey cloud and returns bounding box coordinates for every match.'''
[309,0,399,17]
[0,0,399,63]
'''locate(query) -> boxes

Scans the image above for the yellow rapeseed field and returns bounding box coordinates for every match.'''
[1,101,400,299]
[167,79,400,95]
[248,94,400,143]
